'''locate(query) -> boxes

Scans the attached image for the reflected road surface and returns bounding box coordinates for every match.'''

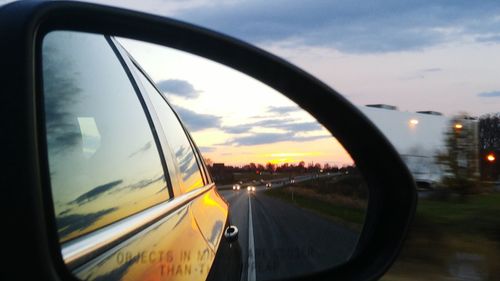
[219,176,358,281]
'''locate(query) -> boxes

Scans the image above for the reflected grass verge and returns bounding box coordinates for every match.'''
[264,176,367,230]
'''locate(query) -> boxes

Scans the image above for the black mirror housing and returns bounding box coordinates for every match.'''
[0,1,417,281]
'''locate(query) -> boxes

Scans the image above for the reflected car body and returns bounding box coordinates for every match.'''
[39,31,242,281]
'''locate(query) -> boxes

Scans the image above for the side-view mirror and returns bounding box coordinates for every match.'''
[224,226,239,244]
[0,1,416,281]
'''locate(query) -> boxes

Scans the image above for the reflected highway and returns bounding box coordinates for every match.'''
[218,174,359,281]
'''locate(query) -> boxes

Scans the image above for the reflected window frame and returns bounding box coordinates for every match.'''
[40,31,176,244]
[111,38,209,195]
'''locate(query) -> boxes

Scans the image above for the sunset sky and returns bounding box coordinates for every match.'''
[112,0,500,166]
[93,0,500,116]
[121,39,353,166]
[4,0,499,165]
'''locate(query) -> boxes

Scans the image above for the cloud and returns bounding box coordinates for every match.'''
[157,79,200,98]
[82,0,232,16]
[174,146,201,181]
[222,118,294,133]
[218,110,329,146]
[477,91,500,98]
[400,67,443,80]
[222,124,254,134]
[422,68,442,73]
[476,34,500,43]
[295,135,331,142]
[224,132,329,146]
[70,180,123,205]
[222,118,323,134]
[280,122,323,132]
[267,105,300,114]
[128,141,152,158]
[58,208,72,216]
[199,146,216,153]
[0,0,15,6]
[174,106,221,131]
[226,132,295,146]
[176,0,500,53]
[126,175,165,190]
[57,207,117,238]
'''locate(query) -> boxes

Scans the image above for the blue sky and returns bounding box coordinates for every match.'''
[3,0,499,115]
[177,0,500,53]
[74,0,500,117]
[4,0,499,164]
[114,0,499,165]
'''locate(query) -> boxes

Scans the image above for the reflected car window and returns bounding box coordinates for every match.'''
[133,65,204,193]
[42,31,169,243]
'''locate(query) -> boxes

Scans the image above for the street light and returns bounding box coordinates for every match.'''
[486,153,496,163]
[409,119,419,126]
[454,123,463,130]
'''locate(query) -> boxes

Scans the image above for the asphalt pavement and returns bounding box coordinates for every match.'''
[219,178,359,281]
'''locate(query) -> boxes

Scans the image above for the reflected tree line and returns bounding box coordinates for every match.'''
[205,159,354,181]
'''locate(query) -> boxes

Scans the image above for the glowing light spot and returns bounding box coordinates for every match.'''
[486,153,496,163]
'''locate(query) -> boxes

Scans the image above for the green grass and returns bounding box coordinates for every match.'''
[382,192,500,280]
[265,185,500,279]
[265,187,366,227]
[415,193,500,239]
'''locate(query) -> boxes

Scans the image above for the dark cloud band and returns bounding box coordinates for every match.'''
[177,0,500,53]
[157,79,200,98]
[478,91,500,98]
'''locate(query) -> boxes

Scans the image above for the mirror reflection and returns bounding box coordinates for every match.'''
[42,31,368,281]
[43,31,169,243]
[123,38,369,281]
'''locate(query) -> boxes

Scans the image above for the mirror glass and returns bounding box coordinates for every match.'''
[42,31,368,281]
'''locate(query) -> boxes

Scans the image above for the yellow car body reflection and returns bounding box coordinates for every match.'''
[76,186,228,281]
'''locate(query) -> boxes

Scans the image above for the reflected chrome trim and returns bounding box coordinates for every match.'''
[62,183,214,266]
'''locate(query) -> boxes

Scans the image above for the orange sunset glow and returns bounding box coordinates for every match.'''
[120,38,355,168]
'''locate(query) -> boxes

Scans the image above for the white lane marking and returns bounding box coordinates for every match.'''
[247,196,256,281]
